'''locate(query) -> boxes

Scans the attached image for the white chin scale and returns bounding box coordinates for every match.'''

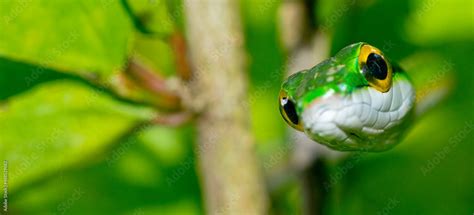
[301,78,415,151]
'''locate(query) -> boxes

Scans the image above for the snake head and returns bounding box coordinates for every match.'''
[279,42,415,151]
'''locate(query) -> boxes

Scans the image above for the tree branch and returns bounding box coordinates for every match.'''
[184,0,269,214]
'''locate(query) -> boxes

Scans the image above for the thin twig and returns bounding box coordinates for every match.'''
[126,57,181,109]
[151,111,194,127]
[170,31,192,81]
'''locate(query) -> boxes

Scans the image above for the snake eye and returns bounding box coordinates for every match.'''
[279,91,303,131]
[359,44,392,92]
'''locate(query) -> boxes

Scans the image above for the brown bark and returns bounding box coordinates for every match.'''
[184,0,268,214]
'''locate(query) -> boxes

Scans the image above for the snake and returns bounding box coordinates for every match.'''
[279,42,416,152]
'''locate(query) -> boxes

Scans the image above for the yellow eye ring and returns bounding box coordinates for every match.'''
[358,44,392,92]
[279,90,304,131]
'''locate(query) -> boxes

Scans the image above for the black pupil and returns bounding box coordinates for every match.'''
[364,53,388,80]
[281,97,299,125]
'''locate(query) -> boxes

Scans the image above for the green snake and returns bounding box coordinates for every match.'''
[279,42,415,152]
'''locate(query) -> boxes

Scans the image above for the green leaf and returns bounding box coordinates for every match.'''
[0,1,134,80]
[10,125,202,214]
[133,34,176,77]
[124,0,176,36]
[0,80,156,191]
[0,57,74,100]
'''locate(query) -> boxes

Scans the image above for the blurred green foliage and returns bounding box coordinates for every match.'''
[0,80,155,193]
[0,0,472,214]
[11,125,202,214]
[0,0,134,80]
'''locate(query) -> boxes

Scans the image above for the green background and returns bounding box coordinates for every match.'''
[0,0,473,214]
